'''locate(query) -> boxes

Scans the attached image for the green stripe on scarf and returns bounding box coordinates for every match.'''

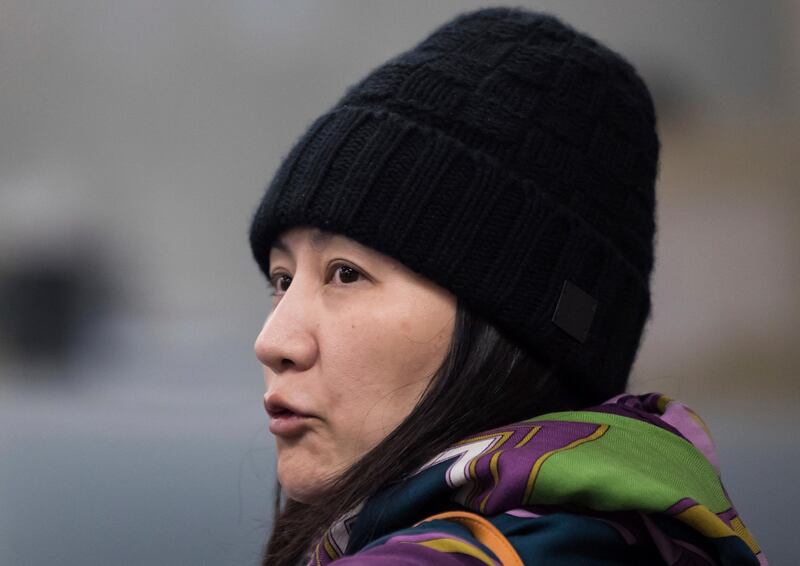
[526,411,731,513]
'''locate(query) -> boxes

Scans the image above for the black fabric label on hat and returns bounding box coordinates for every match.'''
[551,280,598,343]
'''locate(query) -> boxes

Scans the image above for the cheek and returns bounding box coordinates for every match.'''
[322,299,453,446]
[378,296,454,379]
[327,311,435,397]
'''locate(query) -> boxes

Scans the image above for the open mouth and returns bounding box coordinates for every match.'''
[268,407,299,418]
[264,396,314,436]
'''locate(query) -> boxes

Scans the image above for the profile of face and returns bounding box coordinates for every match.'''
[254,226,457,503]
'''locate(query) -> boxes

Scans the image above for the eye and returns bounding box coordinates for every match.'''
[268,272,291,296]
[267,262,364,299]
[328,262,363,285]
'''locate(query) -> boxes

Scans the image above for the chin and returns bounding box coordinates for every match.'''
[277,461,331,504]
[276,447,350,503]
[280,478,324,504]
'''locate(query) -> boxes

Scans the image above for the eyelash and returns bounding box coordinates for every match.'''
[267,262,364,296]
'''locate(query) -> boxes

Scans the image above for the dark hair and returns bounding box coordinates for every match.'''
[262,297,602,565]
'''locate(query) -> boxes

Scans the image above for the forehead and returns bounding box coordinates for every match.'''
[270,228,333,254]
[270,227,381,259]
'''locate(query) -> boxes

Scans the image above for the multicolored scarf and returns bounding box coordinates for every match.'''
[309,392,767,565]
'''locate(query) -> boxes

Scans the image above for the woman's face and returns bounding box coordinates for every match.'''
[254,226,456,503]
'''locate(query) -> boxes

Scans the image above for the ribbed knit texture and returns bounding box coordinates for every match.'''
[249,7,660,404]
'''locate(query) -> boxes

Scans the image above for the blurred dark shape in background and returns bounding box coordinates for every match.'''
[1,251,112,370]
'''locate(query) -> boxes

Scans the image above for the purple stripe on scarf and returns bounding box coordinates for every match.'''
[666,497,700,515]
[385,531,472,545]
[332,540,494,565]
[505,508,542,518]
[717,507,736,521]
[589,405,687,439]
[658,401,720,473]
[471,421,602,514]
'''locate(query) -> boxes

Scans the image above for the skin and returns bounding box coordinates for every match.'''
[254,226,457,503]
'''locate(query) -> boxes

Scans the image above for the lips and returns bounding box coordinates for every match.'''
[264,395,311,418]
[264,395,315,437]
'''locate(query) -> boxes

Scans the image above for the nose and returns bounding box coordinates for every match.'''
[254,283,318,376]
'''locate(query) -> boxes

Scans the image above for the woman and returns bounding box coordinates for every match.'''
[249,7,766,565]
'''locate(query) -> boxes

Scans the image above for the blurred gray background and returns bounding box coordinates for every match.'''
[1,1,797,564]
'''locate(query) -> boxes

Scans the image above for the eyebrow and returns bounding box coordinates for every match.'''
[271,229,333,255]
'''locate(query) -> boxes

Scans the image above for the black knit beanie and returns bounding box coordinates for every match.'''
[249,7,659,405]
